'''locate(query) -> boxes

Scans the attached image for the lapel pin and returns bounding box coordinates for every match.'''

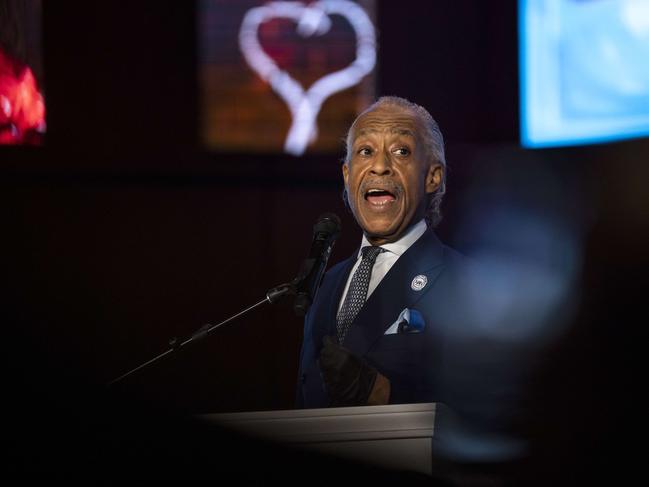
[411,274,427,291]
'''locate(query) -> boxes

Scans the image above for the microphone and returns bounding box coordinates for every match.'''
[107,212,340,386]
[293,213,342,317]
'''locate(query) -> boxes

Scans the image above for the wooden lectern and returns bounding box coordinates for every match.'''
[199,402,436,475]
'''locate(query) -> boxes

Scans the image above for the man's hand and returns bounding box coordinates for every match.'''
[318,336,390,407]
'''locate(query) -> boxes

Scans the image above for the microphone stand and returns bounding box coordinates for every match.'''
[106,282,296,387]
[106,211,340,388]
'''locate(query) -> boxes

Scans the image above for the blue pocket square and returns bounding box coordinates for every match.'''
[384,308,425,335]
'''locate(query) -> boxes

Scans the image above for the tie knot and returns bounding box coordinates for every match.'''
[361,245,384,262]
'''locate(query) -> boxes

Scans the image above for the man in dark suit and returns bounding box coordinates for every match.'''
[294,96,597,484]
[296,96,464,409]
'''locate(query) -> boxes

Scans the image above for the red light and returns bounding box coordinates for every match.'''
[0,49,46,145]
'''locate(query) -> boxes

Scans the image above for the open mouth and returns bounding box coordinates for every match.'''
[365,188,397,206]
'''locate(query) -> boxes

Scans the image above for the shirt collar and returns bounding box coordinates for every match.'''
[359,219,427,258]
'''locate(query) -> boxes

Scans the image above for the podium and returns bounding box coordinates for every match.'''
[199,402,436,475]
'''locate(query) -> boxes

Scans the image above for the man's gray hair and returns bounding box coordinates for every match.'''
[343,96,447,228]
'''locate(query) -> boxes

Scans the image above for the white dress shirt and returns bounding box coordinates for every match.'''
[337,219,428,312]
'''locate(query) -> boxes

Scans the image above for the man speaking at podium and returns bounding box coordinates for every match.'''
[293,96,578,483]
[296,96,465,409]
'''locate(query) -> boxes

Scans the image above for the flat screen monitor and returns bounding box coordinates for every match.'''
[519,0,649,148]
[0,0,44,146]
[198,0,377,156]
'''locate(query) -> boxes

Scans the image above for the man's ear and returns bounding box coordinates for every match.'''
[425,163,443,194]
[342,161,349,187]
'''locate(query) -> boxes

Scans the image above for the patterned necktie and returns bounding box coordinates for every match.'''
[336,245,385,344]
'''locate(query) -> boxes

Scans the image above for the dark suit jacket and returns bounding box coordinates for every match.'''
[294,226,552,469]
[296,226,466,408]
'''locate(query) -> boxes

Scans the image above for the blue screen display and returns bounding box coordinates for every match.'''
[519,0,649,148]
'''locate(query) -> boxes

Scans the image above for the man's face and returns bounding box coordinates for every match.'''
[342,105,442,245]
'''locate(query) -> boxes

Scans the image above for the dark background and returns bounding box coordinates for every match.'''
[2,0,647,483]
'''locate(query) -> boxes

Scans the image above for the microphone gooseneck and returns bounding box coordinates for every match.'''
[107,212,341,387]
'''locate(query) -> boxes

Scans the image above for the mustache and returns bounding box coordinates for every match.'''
[359,178,404,197]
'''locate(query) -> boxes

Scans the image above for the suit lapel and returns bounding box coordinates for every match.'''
[343,228,446,355]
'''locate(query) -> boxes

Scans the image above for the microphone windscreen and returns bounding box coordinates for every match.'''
[314,212,342,237]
